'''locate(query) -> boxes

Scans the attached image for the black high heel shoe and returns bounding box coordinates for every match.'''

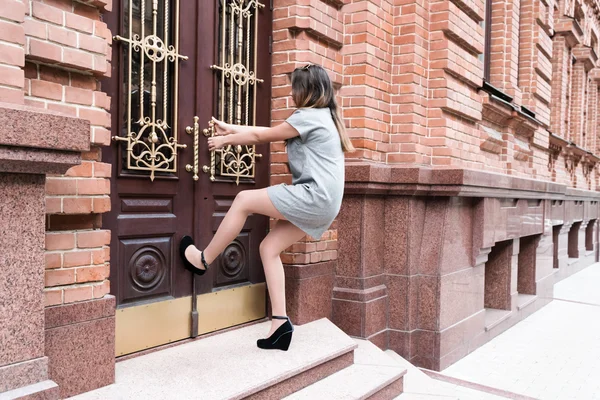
[180,236,209,276]
[257,316,294,351]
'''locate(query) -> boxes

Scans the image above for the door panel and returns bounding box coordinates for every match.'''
[209,200,262,288]
[106,0,196,305]
[118,236,172,304]
[104,0,272,356]
[193,0,271,299]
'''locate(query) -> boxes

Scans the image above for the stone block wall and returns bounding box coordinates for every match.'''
[339,166,599,370]
[0,0,114,397]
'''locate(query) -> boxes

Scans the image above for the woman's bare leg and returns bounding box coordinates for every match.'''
[184,188,285,268]
[259,220,305,337]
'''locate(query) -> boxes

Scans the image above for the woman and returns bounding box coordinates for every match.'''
[180,64,354,351]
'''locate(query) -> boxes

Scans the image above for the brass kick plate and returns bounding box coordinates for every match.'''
[116,283,266,356]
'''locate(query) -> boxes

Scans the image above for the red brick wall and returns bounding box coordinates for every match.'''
[273,0,600,184]
[0,0,27,103]
[271,0,346,263]
[270,0,600,281]
[550,35,570,139]
[0,0,113,307]
[392,0,430,165]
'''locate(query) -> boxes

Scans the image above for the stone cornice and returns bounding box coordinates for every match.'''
[0,102,90,152]
[0,102,89,175]
[344,162,600,200]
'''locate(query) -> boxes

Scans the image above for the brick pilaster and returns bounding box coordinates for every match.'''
[569,56,587,145]
[387,0,430,165]
[0,0,26,103]
[550,36,570,138]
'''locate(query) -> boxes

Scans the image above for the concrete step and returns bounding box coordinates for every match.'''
[70,318,356,400]
[385,351,510,400]
[0,380,59,400]
[284,340,406,400]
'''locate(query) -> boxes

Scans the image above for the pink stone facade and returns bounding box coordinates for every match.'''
[333,166,599,370]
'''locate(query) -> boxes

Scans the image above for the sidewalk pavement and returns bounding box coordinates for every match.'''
[442,263,600,400]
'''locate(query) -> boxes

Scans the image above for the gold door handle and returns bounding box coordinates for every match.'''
[185,116,200,181]
[202,119,216,182]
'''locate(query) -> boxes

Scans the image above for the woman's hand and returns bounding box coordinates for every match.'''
[207,135,227,151]
[212,117,235,136]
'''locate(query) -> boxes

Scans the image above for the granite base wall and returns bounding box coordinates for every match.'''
[44,296,115,398]
[335,164,600,371]
[0,173,59,400]
[285,261,336,325]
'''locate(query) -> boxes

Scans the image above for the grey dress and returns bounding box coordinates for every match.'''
[267,108,345,239]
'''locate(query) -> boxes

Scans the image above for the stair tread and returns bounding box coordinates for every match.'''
[284,339,407,400]
[0,380,59,400]
[354,339,403,367]
[284,363,405,400]
[70,318,356,400]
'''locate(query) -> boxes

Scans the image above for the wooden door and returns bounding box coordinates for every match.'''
[104,0,271,356]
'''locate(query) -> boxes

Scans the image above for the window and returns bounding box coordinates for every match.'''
[574,2,584,31]
[566,54,574,138]
[483,0,492,82]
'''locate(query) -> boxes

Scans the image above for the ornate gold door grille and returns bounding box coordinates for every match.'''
[204,0,264,185]
[113,0,187,181]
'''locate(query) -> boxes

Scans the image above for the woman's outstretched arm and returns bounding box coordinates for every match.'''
[209,119,299,150]
[212,117,271,136]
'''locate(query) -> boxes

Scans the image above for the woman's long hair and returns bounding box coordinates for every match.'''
[291,64,355,153]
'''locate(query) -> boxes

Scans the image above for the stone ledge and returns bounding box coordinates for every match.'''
[0,146,81,175]
[0,102,90,152]
[0,357,49,392]
[45,295,115,330]
[0,102,90,175]
[284,260,336,280]
[344,162,600,200]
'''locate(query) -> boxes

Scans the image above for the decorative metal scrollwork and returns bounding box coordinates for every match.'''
[112,0,188,181]
[208,0,264,185]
